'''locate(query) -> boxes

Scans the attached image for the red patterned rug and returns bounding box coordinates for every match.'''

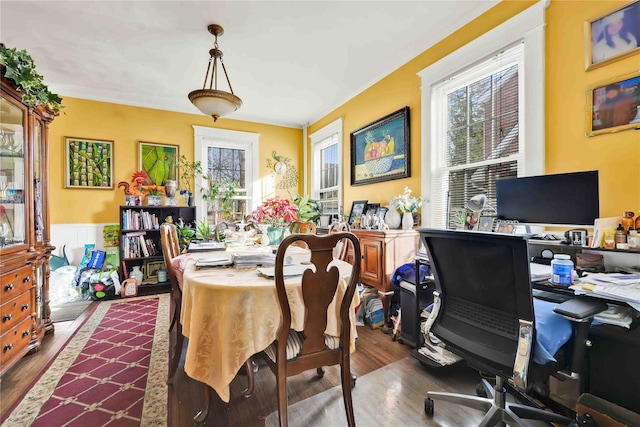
[2,294,169,427]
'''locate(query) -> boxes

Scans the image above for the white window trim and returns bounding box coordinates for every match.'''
[193,125,260,223]
[418,1,547,227]
[309,118,343,212]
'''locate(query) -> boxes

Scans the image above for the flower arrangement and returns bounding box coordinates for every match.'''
[390,187,423,213]
[251,196,298,227]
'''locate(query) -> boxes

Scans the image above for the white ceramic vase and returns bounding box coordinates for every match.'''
[402,212,414,230]
[130,265,144,285]
[384,207,401,229]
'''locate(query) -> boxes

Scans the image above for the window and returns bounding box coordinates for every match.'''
[433,44,523,229]
[310,118,343,216]
[193,126,259,224]
[419,2,546,229]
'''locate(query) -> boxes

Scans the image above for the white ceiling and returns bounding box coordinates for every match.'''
[1,1,498,128]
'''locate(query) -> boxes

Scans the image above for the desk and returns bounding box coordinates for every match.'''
[181,248,358,403]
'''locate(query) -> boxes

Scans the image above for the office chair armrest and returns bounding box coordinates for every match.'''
[553,297,608,322]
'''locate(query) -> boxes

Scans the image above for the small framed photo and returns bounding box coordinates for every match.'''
[365,203,380,215]
[64,137,114,189]
[142,259,165,280]
[125,195,142,206]
[348,200,368,226]
[495,220,518,234]
[139,141,179,186]
[377,207,388,221]
[585,1,640,70]
[478,216,495,232]
[586,71,640,137]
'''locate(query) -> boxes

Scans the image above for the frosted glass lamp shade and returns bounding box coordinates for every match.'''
[188,89,242,122]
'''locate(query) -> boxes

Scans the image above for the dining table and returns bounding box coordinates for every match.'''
[180,244,360,406]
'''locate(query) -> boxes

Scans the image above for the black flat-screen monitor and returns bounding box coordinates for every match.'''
[496,170,599,227]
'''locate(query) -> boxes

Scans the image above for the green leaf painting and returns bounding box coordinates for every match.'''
[139,142,178,186]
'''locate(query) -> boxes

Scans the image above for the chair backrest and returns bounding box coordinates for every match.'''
[160,222,181,290]
[328,221,352,261]
[418,228,534,382]
[274,233,361,356]
[215,221,237,242]
[289,221,317,235]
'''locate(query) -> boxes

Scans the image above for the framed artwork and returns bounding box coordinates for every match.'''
[138,142,179,186]
[348,200,368,226]
[64,137,113,189]
[365,203,380,215]
[142,260,165,280]
[586,71,640,137]
[350,107,410,186]
[478,216,495,232]
[495,220,518,234]
[585,1,640,70]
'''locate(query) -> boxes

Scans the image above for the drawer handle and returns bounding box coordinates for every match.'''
[21,303,29,311]
[3,343,13,352]
[3,314,12,322]
[22,330,30,338]
[23,276,31,283]
[4,284,14,291]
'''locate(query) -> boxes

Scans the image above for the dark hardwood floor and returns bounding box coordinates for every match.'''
[2,302,546,426]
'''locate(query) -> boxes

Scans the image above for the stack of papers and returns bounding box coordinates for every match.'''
[188,241,226,252]
[232,253,276,268]
[256,264,311,278]
[594,304,637,329]
[571,273,640,310]
[195,257,233,269]
[530,263,552,282]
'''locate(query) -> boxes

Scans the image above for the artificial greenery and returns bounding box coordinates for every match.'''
[0,43,63,114]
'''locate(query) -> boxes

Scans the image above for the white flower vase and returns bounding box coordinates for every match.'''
[385,207,401,229]
[402,212,414,230]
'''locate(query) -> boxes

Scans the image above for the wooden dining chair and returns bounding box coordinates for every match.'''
[215,221,237,242]
[160,223,185,384]
[328,221,352,262]
[261,232,361,427]
[289,220,317,235]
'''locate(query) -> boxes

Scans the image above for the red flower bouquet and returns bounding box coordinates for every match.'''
[251,196,298,226]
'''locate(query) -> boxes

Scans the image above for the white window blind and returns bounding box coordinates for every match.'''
[431,42,524,229]
[310,118,343,216]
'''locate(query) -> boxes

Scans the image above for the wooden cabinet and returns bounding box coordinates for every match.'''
[119,206,195,294]
[350,229,420,326]
[0,70,55,376]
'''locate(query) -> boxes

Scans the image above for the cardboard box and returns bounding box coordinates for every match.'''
[576,394,640,427]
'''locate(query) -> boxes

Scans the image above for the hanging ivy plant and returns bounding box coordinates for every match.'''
[0,43,63,114]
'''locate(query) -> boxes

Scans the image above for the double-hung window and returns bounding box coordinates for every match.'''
[432,43,523,229]
[310,118,343,216]
[419,3,546,229]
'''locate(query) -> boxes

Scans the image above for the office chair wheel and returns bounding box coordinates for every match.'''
[424,397,434,417]
[475,383,488,398]
[392,332,397,341]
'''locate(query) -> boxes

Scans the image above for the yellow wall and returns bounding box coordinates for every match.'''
[49,97,302,224]
[308,0,639,218]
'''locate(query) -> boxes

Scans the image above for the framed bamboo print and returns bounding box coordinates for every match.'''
[138,142,179,186]
[586,71,640,137]
[585,0,640,70]
[64,137,113,189]
[350,107,410,186]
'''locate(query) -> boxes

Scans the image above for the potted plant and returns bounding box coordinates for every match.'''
[0,43,63,114]
[175,218,196,252]
[195,220,217,242]
[251,196,298,246]
[289,194,322,224]
[177,155,204,206]
[202,178,239,221]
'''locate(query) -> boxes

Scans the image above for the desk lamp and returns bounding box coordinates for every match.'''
[466,194,496,215]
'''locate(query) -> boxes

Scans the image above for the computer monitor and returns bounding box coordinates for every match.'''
[496,171,599,227]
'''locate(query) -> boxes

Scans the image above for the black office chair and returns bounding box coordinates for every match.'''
[418,229,605,426]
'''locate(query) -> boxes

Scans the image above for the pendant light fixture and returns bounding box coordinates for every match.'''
[188,24,242,122]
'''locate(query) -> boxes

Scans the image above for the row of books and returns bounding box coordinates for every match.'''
[123,232,160,258]
[122,209,160,231]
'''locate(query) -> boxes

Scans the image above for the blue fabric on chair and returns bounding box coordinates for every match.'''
[391,262,430,287]
[533,299,572,365]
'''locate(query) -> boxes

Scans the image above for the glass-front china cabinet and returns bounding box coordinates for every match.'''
[0,68,55,376]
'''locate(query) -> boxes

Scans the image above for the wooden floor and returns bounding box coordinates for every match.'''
[1,302,553,427]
